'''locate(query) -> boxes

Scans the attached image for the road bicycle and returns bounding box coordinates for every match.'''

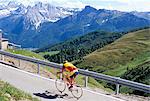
[55,72,83,99]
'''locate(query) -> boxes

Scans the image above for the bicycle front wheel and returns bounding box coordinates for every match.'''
[71,85,83,99]
[55,79,66,93]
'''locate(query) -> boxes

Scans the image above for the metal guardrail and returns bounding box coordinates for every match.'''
[79,69,150,94]
[0,50,149,94]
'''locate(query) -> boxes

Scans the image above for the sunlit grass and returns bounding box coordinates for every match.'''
[78,28,150,77]
[39,51,60,56]
[0,80,39,101]
[7,49,45,60]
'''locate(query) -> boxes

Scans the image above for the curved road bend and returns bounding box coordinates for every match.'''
[0,63,125,101]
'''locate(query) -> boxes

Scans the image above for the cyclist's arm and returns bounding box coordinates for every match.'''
[57,65,65,74]
[61,66,65,73]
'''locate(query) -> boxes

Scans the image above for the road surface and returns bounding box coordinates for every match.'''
[0,63,125,101]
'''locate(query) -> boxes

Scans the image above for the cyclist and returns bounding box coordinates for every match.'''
[61,60,79,89]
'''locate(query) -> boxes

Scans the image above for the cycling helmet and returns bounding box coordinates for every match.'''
[63,60,68,64]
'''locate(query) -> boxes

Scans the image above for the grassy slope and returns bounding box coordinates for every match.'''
[7,49,45,60]
[0,80,39,101]
[35,31,123,63]
[39,51,60,57]
[122,61,150,85]
[120,61,150,96]
[77,28,150,77]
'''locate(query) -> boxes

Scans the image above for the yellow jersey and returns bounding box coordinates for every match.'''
[63,62,78,75]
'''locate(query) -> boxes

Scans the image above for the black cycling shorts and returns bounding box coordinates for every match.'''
[70,71,79,78]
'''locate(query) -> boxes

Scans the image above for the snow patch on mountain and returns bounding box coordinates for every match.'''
[0,1,80,29]
[0,9,10,18]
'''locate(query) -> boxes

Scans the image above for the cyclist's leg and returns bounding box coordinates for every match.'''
[66,75,71,86]
[69,71,79,89]
[63,72,71,86]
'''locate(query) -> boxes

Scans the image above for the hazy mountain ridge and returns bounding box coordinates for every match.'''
[131,11,150,20]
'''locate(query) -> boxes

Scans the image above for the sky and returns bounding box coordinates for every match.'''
[0,0,150,12]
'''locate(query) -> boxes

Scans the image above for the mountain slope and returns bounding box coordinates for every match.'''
[75,28,150,96]
[0,1,78,27]
[36,31,124,63]
[77,28,150,77]
[120,61,150,96]
[122,61,150,85]
[0,1,79,47]
[99,13,150,32]
[35,6,150,48]
[131,11,150,20]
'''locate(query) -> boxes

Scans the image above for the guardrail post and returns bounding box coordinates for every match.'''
[1,55,4,61]
[115,77,120,95]
[37,63,40,74]
[115,83,120,95]
[18,59,20,67]
[84,69,88,88]
[0,54,2,60]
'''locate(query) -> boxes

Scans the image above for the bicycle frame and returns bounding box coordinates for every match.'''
[55,72,83,99]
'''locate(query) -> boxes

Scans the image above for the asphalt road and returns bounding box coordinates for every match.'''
[0,63,125,101]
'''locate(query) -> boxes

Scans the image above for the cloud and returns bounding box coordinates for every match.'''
[82,0,150,11]
[2,0,149,11]
[108,0,149,11]
[53,1,85,8]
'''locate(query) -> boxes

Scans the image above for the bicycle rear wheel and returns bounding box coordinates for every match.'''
[71,85,83,99]
[55,79,66,93]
